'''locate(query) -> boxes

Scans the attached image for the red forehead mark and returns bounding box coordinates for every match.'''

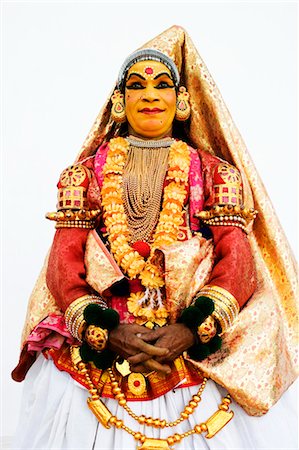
[145,67,154,74]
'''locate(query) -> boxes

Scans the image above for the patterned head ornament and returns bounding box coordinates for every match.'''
[117,48,180,91]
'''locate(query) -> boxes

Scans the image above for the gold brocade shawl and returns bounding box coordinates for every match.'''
[20,26,298,416]
[74,24,298,334]
[73,25,298,412]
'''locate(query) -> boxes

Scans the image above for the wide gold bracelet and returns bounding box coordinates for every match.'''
[198,285,240,334]
[46,209,101,229]
[65,294,107,341]
[200,217,248,233]
[196,205,258,234]
[196,205,258,222]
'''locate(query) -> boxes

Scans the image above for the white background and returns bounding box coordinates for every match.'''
[1,0,298,442]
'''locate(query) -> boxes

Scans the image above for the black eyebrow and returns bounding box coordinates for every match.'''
[154,72,173,80]
[126,73,146,82]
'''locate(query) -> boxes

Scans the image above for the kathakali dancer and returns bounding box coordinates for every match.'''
[12,26,298,450]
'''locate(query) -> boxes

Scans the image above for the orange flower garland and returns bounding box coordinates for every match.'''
[101,137,191,328]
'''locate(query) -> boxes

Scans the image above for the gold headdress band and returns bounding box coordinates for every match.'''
[117,48,180,90]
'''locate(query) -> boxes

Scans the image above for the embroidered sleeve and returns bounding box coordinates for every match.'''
[46,159,102,311]
[194,153,257,331]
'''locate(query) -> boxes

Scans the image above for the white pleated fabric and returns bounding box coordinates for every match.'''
[13,355,298,450]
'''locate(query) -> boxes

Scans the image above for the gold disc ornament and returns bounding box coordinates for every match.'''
[128,373,147,396]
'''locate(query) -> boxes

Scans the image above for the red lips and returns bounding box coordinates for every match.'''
[140,108,164,114]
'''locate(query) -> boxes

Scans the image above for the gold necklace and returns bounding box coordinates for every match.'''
[101,137,190,280]
[70,346,234,450]
[107,367,207,427]
[123,145,170,243]
[101,137,191,328]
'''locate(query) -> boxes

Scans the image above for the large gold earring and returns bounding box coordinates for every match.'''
[175,86,191,121]
[111,89,126,123]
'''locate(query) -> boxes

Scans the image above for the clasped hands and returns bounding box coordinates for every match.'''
[108,323,195,375]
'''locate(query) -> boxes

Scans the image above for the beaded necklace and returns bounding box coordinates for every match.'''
[70,346,234,450]
[101,137,191,328]
[123,145,170,243]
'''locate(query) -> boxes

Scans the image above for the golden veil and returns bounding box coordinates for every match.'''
[73,25,298,414]
[19,26,298,415]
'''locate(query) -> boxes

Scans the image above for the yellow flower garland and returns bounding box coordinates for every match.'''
[101,137,191,328]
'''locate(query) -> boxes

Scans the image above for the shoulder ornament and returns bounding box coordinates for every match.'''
[213,162,242,207]
[46,164,100,229]
[196,162,257,233]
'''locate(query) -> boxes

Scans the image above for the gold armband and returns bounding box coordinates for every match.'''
[46,164,101,229]
[213,163,243,207]
[195,163,258,234]
[46,209,101,229]
[199,285,240,334]
[65,295,107,341]
[196,205,258,234]
[197,205,258,222]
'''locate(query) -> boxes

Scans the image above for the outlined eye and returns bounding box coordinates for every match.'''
[156,81,174,89]
[126,82,144,90]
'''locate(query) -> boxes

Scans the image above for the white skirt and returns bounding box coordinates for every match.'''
[13,354,298,450]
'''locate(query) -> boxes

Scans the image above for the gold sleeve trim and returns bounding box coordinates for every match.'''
[46,209,101,229]
[196,205,258,222]
[65,294,107,341]
[199,285,240,334]
[196,206,258,234]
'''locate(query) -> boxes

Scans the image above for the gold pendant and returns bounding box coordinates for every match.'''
[138,438,171,450]
[205,409,234,438]
[87,398,112,429]
[128,372,147,396]
[70,346,82,368]
[115,359,131,377]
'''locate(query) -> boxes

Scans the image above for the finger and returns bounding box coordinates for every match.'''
[130,359,172,374]
[155,354,174,363]
[130,364,151,374]
[130,324,155,334]
[127,352,153,365]
[137,328,165,342]
[135,339,169,356]
[144,359,171,374]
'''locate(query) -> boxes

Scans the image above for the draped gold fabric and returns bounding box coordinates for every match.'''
[71,25,298,413]
[75,23,297,337]
[20,26,297,415]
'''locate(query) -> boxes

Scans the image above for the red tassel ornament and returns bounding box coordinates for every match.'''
[132,241,151,259]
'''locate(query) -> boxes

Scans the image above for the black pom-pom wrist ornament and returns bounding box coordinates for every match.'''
[180,296,222,361]
[80,304,120,370]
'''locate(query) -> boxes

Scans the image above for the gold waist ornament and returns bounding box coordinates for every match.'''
[70,346,234,449]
